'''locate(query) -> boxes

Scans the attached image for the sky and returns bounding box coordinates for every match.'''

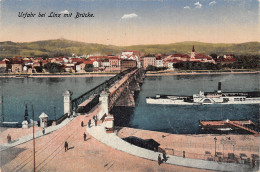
[0,0,259,46]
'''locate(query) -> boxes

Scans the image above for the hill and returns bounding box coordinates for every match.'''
[0,39,259,57]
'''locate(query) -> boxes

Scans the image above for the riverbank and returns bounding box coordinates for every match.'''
[0,70,259,78]
[0,72,116,78]
[146,70,260,76]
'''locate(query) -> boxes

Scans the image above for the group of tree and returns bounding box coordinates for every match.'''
[231,55,260,69]
[85,64,94,72]
[44,63,63,73]
[146,65,167,71]
[210,54,260,69]
[173,62,221,70]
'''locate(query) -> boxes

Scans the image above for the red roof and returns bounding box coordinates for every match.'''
[83,60,93,64]
[216,58,236,62]
[0,61,7,64]
[195,54,211,60]
[71,58,84,63]
[171,54,183,57]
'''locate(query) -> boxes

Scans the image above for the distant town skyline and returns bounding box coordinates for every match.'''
[0,0,259,46]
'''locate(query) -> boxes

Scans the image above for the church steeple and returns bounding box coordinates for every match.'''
[191,45,196,59]
[192,45,195,52]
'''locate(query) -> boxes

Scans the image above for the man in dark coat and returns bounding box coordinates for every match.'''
[94,119,97,126]
[64,141,68,152]
[88,119,91,128]
[42,128,45,135]
[83,132,87,141]
[163,152,167,162]
[158,154,162,165]
[81,121,84,127]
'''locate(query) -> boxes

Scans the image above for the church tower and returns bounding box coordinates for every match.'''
[191,45,196,59]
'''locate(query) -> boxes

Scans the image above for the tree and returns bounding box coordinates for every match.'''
[210,53,218,60]
[44,63,63,73]
[146,65,157,71]
[85,64,94,72]
[34,66,43,73]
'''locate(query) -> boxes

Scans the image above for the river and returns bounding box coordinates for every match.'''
[1,73,259,134]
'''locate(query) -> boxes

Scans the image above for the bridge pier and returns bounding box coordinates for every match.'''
[115,87,135,107]
[63,90,73,116]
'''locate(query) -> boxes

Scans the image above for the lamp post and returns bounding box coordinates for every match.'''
[214,137,217,158]
[54,106,56,121]
[221,138,225,160]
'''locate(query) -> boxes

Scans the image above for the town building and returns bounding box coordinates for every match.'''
[120,59,137,71]
[109,57,120,72]
[142,56,156,69]
[156,57,163,68]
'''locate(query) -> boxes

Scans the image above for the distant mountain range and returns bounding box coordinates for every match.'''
[0,39,259,57]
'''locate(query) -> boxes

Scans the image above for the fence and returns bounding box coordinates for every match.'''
[169,141,259,152]
[164,147,259,167]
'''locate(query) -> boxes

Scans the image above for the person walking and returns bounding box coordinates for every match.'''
[83,132,87,141]
[81,121,84,127]
[42,128,45,135]
[163,152,167,162]
[94,119,97,126]
[64,141,68,152]
[7,134,11,144]
[88,119,91,128]
[158,154,162,165]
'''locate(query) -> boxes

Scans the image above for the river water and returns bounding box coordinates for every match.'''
[1,73,259,134]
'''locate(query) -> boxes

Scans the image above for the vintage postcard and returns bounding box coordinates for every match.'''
[0,0,259,171]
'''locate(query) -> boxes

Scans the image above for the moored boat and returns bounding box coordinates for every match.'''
[146,82,260,105]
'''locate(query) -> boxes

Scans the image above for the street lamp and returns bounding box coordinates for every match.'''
[221,138,225,160]
[214,137,217,157]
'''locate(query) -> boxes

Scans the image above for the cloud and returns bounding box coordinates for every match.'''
[194,2,202,8]
[121,13,138,20]
[184,6,190,9]
[60,10,69,14]
[209,1,216,6]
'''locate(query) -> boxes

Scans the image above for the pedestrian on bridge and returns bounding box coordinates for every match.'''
[83,132,87,141]
[158,154,162,165]
[163,152,168,162]
[88,119,91,128]
[81,121,84,127]
[64,141,69,152]
[7,134,11,144]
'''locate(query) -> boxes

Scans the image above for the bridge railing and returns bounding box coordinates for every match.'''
[71,67,138,110]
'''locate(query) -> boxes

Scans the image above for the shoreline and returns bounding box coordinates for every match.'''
[146,71,260,76]
[0,70,259,78]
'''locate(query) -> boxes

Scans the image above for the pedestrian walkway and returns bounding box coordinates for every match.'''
[86,123,252,172]
[0,117,74,152]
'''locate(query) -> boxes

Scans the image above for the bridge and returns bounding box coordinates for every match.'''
[63,67,145,130]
